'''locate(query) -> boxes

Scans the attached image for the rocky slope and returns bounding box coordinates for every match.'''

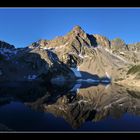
[0,25,140,83]
[0,41,75,82]
[116,64,140,87]
[28,26,140,81]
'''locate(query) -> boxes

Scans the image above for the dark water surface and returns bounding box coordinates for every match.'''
[0,81,140,131]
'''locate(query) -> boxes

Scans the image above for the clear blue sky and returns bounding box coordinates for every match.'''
[0,8,140,48]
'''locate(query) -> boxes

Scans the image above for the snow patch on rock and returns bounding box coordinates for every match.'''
[78,53,84,58]
[104,48,128,63]
[53,42,69,50]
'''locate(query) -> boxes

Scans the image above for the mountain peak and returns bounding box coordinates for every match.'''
[73,25,82,30]
[71,25,85,35]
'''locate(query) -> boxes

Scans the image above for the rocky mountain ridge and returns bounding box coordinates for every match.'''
[0,25,140,83]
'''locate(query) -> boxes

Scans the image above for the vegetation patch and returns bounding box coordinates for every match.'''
[127,65,140,75]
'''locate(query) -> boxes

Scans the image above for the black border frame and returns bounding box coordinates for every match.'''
[0,0,140,138]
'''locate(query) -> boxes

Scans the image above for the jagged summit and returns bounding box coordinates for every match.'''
[72,25,83,31]
[70,25,85,35]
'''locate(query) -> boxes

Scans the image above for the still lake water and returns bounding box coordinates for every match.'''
[0,81,140,131]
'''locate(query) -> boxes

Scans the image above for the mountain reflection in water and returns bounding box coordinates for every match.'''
[0,81,140,131]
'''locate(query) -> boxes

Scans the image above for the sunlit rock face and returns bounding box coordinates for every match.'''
[25,83,140,129]
[93,34,111,49]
